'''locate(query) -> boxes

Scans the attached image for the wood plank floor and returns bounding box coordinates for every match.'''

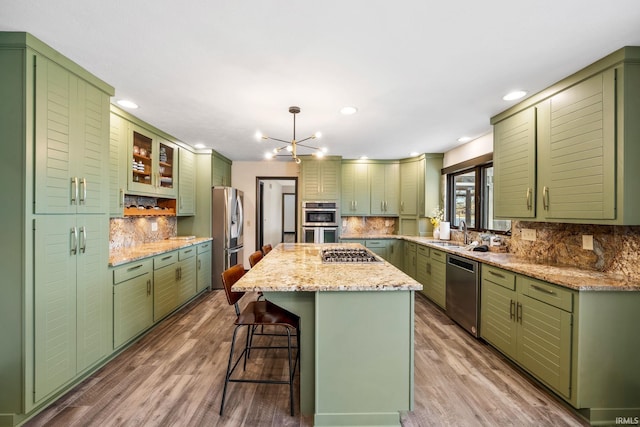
[25,290,588,427]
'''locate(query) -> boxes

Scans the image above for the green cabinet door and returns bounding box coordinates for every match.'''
[113,268,153,349]
[480,279,518,360]
[517,294,572,398]
[416,245,430,298]
[153,258,179,322]
[429,250,446,309]
[177,248,197,305]
[178,148,196,216]
[370,163,400,215]
[537,70,616,220]
[493,107,537,218]
[196,243,212,293]
[403,242,417,279]
[109,108,129,217]
[212,151,232,187]
[387,239,403,269]
[364,239,388,259]
[34,57,110,215]
[301,157,341,200]
[399,159,418,215]
[341,162,369,215]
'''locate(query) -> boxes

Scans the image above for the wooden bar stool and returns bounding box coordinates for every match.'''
[261,244,273,255]
[249,250,263,267]
[219,264,300,416]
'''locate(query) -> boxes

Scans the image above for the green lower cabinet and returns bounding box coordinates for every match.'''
[177,248,197,306]
[153,252,180,322]
[387,239,403,269]
[416,245,429,299]
[428,249,446,309]
[365,239,388,259]
[196,242,212,292]
[481,266,573,399]
[403,242,417,279]
[113,260,153,349]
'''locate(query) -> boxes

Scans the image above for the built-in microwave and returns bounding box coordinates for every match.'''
[302,201,338,227]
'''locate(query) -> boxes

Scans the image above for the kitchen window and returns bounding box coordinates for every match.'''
[445,155,511,233]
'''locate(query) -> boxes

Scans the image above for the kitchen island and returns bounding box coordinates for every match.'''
[232,243,422,427]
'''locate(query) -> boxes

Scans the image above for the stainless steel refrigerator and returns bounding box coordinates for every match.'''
[211,187,244,289]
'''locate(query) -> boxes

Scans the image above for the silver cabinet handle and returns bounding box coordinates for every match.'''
[509,299,515,320]
[147,279,151,296]
[70,177,79,205]
[79,226,87,253]
[531,284,555,295]
[198,259,201,270]
[381,201,384,211]
[80,177,87,204]
[401,201,404,212]
[489,270,505,279]
[175,268,180,280]
[426,262,431,275]
[127,264,143,272]
[70,227,78,255]
[543,186,549,210]
[384,201,388,211]
[526,188,532,210]
[179,196,183,209]
[354,200,357,209]
[161,255,172,261]
[120,188,125,208]
[516,302,523,324]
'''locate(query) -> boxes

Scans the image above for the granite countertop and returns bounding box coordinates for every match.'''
[232,243,422,292]
[341,234,640,292]
[109,237,212,267]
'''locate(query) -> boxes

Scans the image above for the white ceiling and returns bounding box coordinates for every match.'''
[2,1,640,161]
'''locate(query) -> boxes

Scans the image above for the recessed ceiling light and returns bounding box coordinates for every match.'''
[502,90,527,101]
[359,155,368,160]
[457,136,472,143]
[194,143,206,149]
[116,99,139,109]
[340,106,358,115]
[409,152,419,157]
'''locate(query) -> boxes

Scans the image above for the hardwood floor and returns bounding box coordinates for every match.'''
[26,290,588,427]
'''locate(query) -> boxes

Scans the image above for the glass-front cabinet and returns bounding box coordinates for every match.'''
[129,125,177,198]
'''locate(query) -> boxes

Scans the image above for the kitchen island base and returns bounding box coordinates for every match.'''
[266,290,415,427]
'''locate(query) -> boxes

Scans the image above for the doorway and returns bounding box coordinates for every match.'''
[256,177,298,251]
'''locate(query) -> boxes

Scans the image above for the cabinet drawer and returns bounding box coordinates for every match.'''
[417,244,429,257]
[405,242,417,252]
[430,248,446,263]
[365,240,387,248]
[519,277,573,312]
[113,259,153,284]
[482,265,516,290]
[154,251,178,270]
[179,246,196,260]
[197,241,212,254]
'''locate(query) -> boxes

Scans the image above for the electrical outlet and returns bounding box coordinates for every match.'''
[151,221,158,232]
[342,219,347,227]
[385,220,390,227]
[582,235,594,250]
[521,228,537,241]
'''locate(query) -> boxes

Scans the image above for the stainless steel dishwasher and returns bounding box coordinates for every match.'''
[446,254,481,337]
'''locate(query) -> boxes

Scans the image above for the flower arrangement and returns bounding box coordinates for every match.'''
[430,206,444,228]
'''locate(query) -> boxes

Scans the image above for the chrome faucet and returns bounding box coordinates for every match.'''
[459,220,469,244]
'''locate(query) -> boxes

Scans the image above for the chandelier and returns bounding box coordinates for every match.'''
[256,106,326,164]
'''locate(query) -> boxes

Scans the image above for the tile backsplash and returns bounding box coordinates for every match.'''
[110,217,177,250]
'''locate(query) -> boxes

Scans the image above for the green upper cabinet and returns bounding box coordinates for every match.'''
[491,47,640,225]
[399,159,419,216]
[34,56,110,215]
[537,70,616,220]
[300,156,341,201]
[341,162,370,215]
[370,162,399,215]
[178,148,196,216]
[211,151,232,187]
[109,107,129,216]
[127,125,178,198]
[493,107,537,218]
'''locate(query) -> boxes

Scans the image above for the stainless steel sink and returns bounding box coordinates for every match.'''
[427,241,463,248]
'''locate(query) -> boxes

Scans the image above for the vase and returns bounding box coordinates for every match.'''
[433,227,440,239]
[439,221,451,240]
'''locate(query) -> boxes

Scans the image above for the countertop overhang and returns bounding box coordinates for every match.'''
[109,237,212,267]
[232,243,422,292]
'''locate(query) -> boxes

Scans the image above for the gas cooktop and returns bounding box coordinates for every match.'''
[321,248,381,263]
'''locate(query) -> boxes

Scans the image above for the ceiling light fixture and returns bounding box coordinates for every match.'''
[409,151,419,157]
[340,106,358,115]
[194,143,206,149]
[502,90,527,101]
[457,136,472,143]
[257,106,325,164]
[116,99,139,109]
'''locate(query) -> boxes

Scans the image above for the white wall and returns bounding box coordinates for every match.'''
[263,181,283,247]
[442,132,493,168]
[231,161,300,267]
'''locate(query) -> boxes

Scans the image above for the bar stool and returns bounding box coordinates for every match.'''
[249,250,263,267]
[261,244,273,255]
[219,264,300,416]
